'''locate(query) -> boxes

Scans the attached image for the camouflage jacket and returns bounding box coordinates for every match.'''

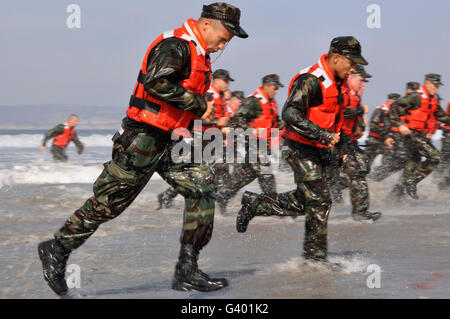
[390,92,450,128]
[129,37,208,130]
[42,124,83,150]
[281,74,340,146]
[369,107,390,139]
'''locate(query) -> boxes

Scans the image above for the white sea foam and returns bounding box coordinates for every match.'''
[0,134,113,148]
[0,163,103,187]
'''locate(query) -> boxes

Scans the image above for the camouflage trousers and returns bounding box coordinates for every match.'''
[218,161,276,202]
[51,145,68,162]
[249,141,333,260]
[401,131,440,187]
[436,130,450,188]
[55,124,216,252]
[370,132,410,181]
[157,162,231,208]
[329,142,371,215]
[365,136,385,165]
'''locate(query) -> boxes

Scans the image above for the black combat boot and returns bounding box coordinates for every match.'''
[236,191,259,233]
[172,244,228,292]
[37,238,71,296]
[404,182,419,199]
[352,211,382,221]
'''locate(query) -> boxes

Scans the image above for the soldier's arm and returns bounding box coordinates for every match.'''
[369,108,385,134]
[227,96,262,130]
[42,124,64,146]
[72,133,84,154]
[343,105,365,119]
[389,93,421,128]
[434,105,450,125]
[143,38,207,117]
[282,74,335,145]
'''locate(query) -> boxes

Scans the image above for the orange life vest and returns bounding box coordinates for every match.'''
[207,84,230,120]
[52,122,76,148]
[126,18,211,135]
[248,86,279,141]
[341,80,362,141]
[403,85,438,132]
[369,102,389,139]
[282,54,343,148]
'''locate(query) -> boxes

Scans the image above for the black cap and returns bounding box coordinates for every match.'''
[406,82,420,91]
[425,73,444,87]
[330,36,368,65]
[388,93,400,100]
[201,2,248,38]
[262,74,284,88]
[231,90,244,99]
[354,65,372,82]
[213,69,234,82]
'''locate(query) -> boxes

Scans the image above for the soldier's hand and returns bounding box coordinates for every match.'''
[40,146,46,151]
[426,133,433,139]
[201,100,215,123]
[328,132,340,147]
[399,125,411,135]
[384,137,394,149]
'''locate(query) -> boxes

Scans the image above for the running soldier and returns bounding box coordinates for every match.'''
[236,37,366,261]
[37,2,248,296]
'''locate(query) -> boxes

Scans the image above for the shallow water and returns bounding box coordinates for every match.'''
[0,132,449,299]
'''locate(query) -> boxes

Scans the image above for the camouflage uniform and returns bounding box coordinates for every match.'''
[329,66,381,220]
[236,37,369,260]
[369,88,418,182]
[42,124,84,162]
[389,75,450,197]
[38,3,250,295]
[54,37,217,252]
[436,127,450,188]
[365,94,400,164]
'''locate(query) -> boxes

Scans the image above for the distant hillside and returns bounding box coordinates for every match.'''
[0,105,125,129]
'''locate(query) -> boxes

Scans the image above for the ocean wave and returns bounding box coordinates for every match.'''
[0,163,103,187]
[0,134,114,148]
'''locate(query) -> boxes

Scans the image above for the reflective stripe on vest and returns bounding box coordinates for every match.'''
[52,122,76,148]
[282,54,342,148]
[126,18,211,136]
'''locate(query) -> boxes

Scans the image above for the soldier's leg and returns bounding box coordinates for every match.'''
[237,146,329,260]
[403,133,440,188]
[365,137,382,165]
[51,145,68,162]
[436,131,450,188]
[39,127,170,296]
[55,128,169,250]
[158,158,227,291]
[217,162,259,201]
[370,133,409,181]
[343,149,380,220]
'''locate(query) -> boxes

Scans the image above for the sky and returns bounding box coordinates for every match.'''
[1,0,449,115]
